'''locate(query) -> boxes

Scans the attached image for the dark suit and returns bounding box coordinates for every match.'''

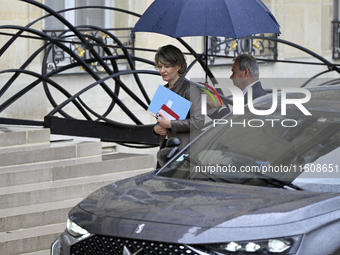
[208,81,267,119]
[244,81,267,104]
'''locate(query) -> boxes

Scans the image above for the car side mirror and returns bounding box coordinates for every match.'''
[156,137,180,167]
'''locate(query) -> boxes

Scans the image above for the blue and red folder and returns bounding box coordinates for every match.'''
[148,85,191,120]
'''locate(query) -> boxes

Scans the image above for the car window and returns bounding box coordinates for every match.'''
[158,108,340,190]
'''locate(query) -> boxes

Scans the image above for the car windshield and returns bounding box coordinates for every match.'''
[157,107,340,191]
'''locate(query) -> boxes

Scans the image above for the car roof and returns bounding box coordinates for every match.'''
[252,85,340,113]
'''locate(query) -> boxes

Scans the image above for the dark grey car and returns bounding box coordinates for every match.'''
[51,86,340,255]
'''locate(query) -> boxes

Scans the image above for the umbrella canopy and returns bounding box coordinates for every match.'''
[133,0,280,39]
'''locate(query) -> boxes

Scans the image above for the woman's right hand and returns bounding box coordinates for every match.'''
[154,124,168,136]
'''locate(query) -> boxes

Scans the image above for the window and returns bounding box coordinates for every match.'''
[43,0,134,74]
[45,0,112,30]
[332,0,340,59]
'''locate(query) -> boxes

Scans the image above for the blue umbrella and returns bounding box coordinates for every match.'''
[133,0,280,82]
[133,0,280,38]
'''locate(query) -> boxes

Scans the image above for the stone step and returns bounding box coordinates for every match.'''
[0,198,81,232]
[0,153,154,232]
[0,168,153,255]
[0,155,102,187]
[0,142,50,154]
[0,168,153,210]
[0,153,154,187]
[0,126,50,147]
[0,222,65,255]
[0,140,102,167]
[21,250,50,255]
[53,153,154,180]
[0,125,156,255]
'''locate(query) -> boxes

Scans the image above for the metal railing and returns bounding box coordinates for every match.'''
[207,34,278,66]
[43,28,135,74]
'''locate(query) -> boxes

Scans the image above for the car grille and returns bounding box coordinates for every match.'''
[70,235,204,255]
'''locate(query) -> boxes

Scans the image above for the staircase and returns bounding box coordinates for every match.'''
[0,125,155,255]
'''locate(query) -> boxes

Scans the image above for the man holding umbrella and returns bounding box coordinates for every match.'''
[206,53,267,119]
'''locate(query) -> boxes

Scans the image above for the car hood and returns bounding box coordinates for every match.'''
[77,173,340,229]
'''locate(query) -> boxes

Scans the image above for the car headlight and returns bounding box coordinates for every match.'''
[66,218,90,237]
[207,235,302,254]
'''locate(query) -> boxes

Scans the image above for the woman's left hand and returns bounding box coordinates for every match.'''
[157,112,171,129]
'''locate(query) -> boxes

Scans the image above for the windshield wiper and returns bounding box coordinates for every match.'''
[255,173,303,190]
[193,173,236,183]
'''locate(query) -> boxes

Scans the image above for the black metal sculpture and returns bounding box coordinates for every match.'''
[0,0,339,147]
